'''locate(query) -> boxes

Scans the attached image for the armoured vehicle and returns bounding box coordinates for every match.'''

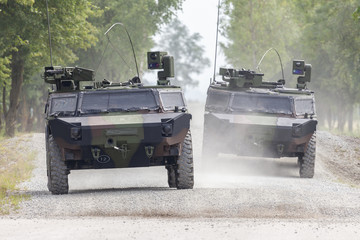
[203,60,317,178]
[44,51,194,194]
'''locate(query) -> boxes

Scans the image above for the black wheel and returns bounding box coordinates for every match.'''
[47,135,69,194]
[175,130,194,189]
[299,133,316,178]
[166,165,176,188]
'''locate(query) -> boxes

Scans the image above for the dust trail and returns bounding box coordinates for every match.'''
[188,101,299,188]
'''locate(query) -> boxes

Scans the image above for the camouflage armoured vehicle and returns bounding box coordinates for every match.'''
[203,60,317,178]
[44,51,194,194]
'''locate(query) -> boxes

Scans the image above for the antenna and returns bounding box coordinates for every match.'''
[45,0,53,66]
[256,48,285,81]
[212,0,221,83]
[104,23,140,78]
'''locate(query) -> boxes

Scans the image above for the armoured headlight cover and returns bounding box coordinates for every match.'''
[70,126,82,140]
[292,123,302,137]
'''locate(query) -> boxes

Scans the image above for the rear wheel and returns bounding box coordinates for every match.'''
[299,133,316,178]
[175,131,194,189]
[47,135,69,194]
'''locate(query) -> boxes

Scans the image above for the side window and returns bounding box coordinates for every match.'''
[205,90,231,112]
[295,98,315,115]
[160,91,186,110]
[50,96,77,114]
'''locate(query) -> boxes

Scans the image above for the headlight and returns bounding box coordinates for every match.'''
[161,123,173,137]
[70,127,82,140]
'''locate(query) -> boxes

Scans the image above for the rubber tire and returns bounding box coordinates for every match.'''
[47,135,69,194]
[175,131,194,189]
[299,132,316,178]
[166,165,176,188]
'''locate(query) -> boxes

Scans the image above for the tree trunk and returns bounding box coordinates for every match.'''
[5,50,25,137]
[19,89,29,132]
[348,104,353,132]
[0,88,2,131]
[2,84,6,118]
[337,105,346,132]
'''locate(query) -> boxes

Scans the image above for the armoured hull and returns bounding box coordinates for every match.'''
[48,112,191,169]
[203,112,317,158]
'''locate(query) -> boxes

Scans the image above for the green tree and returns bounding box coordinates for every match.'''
[75,0,184,83]
[157,18,210,90]
[0,0,99,136]
[295,0,360,131]
[221,0,299,80]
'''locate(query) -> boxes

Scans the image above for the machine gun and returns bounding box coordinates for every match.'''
[44,66,95,91]
[147,51,174,85]
[219,67,265,88]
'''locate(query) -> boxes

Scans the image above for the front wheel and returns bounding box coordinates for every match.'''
[299,133,316,178]
[166,165,176,188]
[175,130,194,189]
[47,135,69,194]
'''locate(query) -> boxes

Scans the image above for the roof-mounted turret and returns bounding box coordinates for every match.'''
[218,60,312,90]
[44,66,95,91]
[147,51,174,85]
[219,67,268,88]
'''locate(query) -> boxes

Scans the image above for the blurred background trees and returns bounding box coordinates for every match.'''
[1,0,360,136]
[222,0,360,133]
[157,18,210,91]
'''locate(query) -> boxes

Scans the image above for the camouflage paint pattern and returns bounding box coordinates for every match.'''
[45,87,191,170]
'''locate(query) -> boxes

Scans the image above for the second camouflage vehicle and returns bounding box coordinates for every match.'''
[45,51,194,194]
[203,60,317,178]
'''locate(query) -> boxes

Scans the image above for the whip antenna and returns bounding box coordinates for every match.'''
[104,23,140,78]
[212,0,221,83]
[45,0,53,66]
[256,48,285,81]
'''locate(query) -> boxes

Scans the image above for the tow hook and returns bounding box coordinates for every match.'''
[113,144,129,160]
[91,147,101,161]
[277,144,284,156]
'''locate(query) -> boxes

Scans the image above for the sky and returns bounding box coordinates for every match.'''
[177,0,227,101]
[143,0,228,101]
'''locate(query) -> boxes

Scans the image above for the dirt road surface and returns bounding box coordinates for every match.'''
[1,103,360,239]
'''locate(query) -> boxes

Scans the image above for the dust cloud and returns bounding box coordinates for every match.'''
[188,101,300,188]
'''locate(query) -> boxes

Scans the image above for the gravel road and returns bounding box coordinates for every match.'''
[1,102,360,239]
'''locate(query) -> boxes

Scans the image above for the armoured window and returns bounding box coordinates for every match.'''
[81,90,158,112]
[231,93,293,115]
[160,91,185,110]
[295,98,315,115]
[205,90,231,112]
[50,96,77,115]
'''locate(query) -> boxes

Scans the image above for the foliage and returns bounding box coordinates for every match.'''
[157,18,210,90]
[0,0,100,136]
[222,0,360,131]
[75,0,184,83]
[221,0,299,81]
[0,0,184,136]
[293,0,360,130]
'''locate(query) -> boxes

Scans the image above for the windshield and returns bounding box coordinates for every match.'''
[80,90,159,113]
[231,93,293,115]
[50,96,77,116]
[160,91,186,110]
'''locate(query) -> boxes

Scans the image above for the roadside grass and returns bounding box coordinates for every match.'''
[0,134,36,215]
